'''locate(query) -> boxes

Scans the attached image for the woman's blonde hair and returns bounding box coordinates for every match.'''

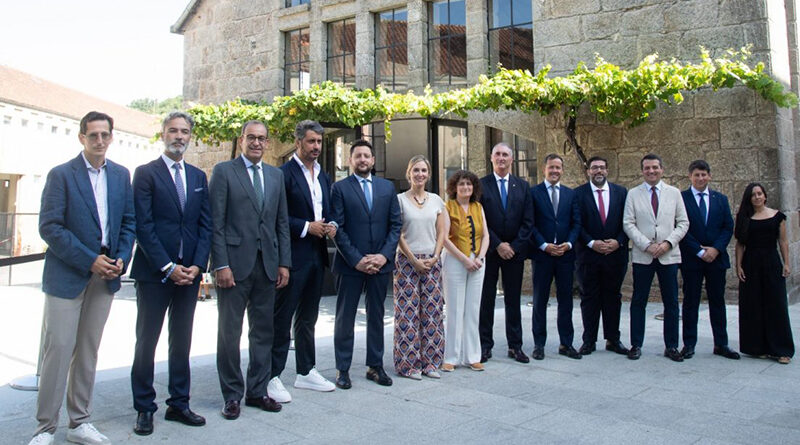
[405,155,432,184]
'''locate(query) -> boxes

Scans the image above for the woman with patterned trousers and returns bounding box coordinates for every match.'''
[393,155,447,379]
[441,170,489,372]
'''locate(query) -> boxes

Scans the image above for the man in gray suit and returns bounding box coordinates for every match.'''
[210,120,291,420]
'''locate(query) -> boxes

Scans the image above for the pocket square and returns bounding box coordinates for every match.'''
[194,187,204,192]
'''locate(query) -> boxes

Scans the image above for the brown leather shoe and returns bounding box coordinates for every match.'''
[245,396,282,412]
[221,400,240,420]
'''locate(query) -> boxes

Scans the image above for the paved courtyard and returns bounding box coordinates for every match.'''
[1,281,799,444]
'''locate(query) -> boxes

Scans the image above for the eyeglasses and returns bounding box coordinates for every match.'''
[245,135,268,144]
[84,132,112,142]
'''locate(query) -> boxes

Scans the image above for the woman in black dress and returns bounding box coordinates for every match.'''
[734,183,794,364]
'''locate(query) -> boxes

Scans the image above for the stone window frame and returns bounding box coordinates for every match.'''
[285,0,309,8]
[374,7,409,92]
[487,0,533,73]
[284,27,311,95]
[327,17,357,87]
[428,0,468,87]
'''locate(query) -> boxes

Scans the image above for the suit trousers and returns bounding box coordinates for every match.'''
[36,273,114,435]
[681,264,729,348]
[131,279,200,413]
[334,272,390,371]
[630,261,680,349]
[443,253,484,366]
[577,260,627,344]
[479,255,524,351]
[216,252,275,401]
[272,252,324,378]
[532,256,575,348]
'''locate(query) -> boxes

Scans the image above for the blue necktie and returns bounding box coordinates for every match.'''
[698,192,707,225]
[362,178,372,211]
[173,163,185,211]
[499,178,507,210]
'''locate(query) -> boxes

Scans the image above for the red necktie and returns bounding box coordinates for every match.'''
[651,186,659,217]
[597,189,606,226]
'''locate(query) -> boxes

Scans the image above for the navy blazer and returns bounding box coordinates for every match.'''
[574,182,629,266]
[679,188,733,270]
[329,174,402,276]
[479,174,534,261]
[39,154,136,298]
[280,158,332,267]
[529,182,581,261]
[130,157,212,282]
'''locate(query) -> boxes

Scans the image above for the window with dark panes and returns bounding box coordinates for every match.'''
[488,0,533,72]
[327,18,356,87]
[284,28,310,94]
[285,0,309,7]
[429,0,467,87]
[375,8,409,92]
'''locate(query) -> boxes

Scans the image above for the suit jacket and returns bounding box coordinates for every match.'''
[479,173,533,261]
[209,156,291,281]
[529,182,581,261]
[130,157,212,282]
[575,182,629,266]
[280,158,332,267]
[678,188,733,270]
[39,153,136,298]
[623,181,689,265]
[329,174,402,276]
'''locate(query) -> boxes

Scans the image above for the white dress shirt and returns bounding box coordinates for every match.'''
[691,185,710,257]
[586,181,610,248]
[241,155,266,189]
[161,153,187,199]
[293,154,323,238]
[493,172,510,197]
[81,152,109,247]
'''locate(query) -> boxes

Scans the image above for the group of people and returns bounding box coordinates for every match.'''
[29,110,795,445]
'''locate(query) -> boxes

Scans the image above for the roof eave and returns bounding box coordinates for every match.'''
[171,0,201,35]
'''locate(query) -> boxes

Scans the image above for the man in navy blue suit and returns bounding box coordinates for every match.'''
[574,156,630,357]
[329,139,402,389]
[130,112,212,435]
[32,111,135,445]
[678,160,739,360]
[268,120,337,403]
[479,143,534,363]
[529,154,582,360]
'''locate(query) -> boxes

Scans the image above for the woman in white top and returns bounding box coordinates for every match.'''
[393,155,447,379]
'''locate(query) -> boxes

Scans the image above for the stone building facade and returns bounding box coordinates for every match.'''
[173,0,800,300]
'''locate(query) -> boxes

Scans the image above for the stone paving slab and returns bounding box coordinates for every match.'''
[1,282,799,444]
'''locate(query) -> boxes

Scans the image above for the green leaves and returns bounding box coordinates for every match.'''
[186,47,797,145]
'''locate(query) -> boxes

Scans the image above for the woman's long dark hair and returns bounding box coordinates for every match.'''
[734,182,767,243]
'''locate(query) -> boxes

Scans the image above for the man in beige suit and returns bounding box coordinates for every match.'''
[623,154,689,362]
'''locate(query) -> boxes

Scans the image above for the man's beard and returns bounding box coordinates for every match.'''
[166,141,187,155]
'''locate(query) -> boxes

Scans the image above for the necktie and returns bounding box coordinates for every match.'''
[251,164,264,211]
[173,163,185,211]
[698,192,707,225]
[550,184,559,216]
[651,186,659,217]
[597,189,606,226]
[499,178,507,210]
[361,178,372,211]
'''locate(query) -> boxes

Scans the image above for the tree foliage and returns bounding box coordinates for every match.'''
[185,48,797,147]
[129,96,184,115]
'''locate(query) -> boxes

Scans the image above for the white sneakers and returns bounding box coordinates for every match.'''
[28,433,54,445]
[268,376,292,403]
[294,368,335,392]
[66,423,111,445]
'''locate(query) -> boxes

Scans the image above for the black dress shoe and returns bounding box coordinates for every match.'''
[480,349,492,363]
[713,345,741,360]
[245,396,282,412]
[664,348,684,362]
[531,347,545,360]
[578,342,596,355]
[559,345,583,359]
[628,346,641,360]
[680,346,695,359]
[133,411,153,436]
[366,366,393,386]
[336,370,352,389]
[165,406,206,426]
[508,348,530,363]
[605,340,630,355]
[221,400,240,420]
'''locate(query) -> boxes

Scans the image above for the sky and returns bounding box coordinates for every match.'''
[0,0,189,106]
